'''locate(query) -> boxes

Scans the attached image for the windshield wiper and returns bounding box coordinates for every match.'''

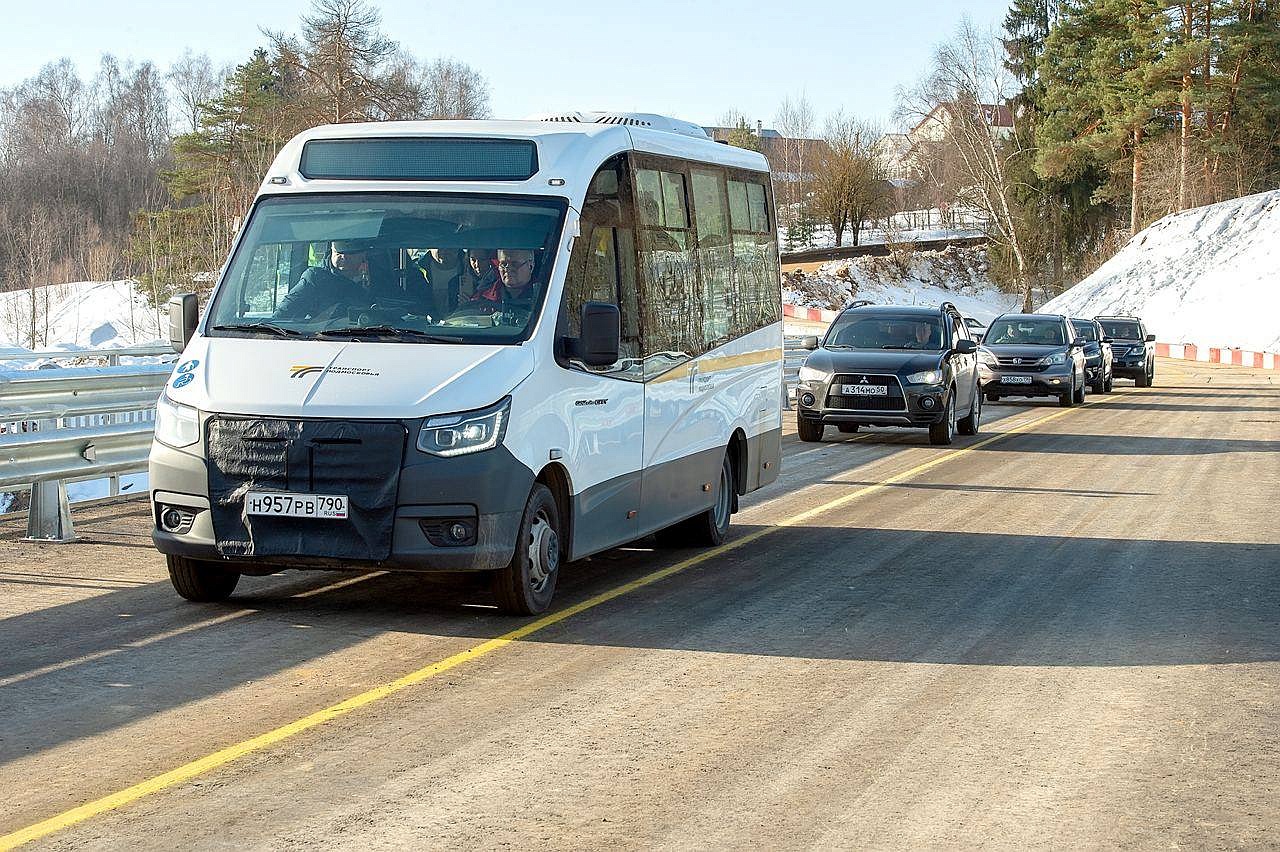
[880,345,920,350]
[316,326,465,343]
[211,322,302,337]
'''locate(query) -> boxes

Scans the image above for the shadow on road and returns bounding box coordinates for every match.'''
[972,432,1280,455]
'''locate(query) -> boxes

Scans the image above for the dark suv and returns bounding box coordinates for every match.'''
[982,313,1087,407]
[1096,315,1156,386]
[795,302,981,446]
[1070,317,1114,394]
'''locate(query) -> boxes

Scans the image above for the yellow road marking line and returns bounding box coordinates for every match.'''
[0,397,1109,850]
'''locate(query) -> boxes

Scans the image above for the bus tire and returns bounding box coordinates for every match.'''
[655,452,734,548]
[493,484,561,615]
[167,555,239,602]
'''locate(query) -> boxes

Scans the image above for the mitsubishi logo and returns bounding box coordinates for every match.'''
[859,376,869,384]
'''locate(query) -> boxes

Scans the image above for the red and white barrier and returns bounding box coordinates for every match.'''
[782,304,840,324]
[1155,342,1279,371]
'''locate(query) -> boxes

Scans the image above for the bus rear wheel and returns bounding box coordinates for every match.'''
[655,453,734,548]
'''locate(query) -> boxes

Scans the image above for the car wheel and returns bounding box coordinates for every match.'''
[1104,372,1114,393]
[1135,369,1149,388]
[1091,375,1105,394]
[1059,377,1075,407]
[957,384,981,436]
[985,392,1000,403]
[493,484,561,615]
[1074,375,1086,404]
[655,453,734,548]
[797,416,824,443]
[167,555,240,602]
[837,424,859,434]
[929,391,956,446]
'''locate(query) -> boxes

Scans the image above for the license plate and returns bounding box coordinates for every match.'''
[841,384,889,396]
[245,492,348,519]
[1001,375,1033,385]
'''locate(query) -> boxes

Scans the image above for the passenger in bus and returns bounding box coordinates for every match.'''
[465,248,498,296]
[274,240,403,321]
[409,248,464,316]
[459,248,540,317]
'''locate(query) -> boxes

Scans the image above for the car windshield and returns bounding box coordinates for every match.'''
[986,318,1066,346]
[825,314,944,350]
[1099,320,1142,341]
[1071,321,1098,342]
[206,193,567,344]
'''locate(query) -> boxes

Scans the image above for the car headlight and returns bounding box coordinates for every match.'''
[906,369,943,385]
[155,392,200,449]
[797,365,830,383]
[1043,352,1068,366]
[978,351,998,368]
[418,397,510,457]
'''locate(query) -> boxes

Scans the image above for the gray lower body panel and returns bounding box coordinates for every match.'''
[150,433,534,574]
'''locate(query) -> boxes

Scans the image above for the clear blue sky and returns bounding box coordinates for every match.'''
[4,0,1011,131]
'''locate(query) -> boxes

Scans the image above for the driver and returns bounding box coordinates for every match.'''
[274,240,403,321]
[912,321,936,348]
[460,248,540,316]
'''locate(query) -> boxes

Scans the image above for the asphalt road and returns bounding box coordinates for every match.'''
[1,358,1277,850]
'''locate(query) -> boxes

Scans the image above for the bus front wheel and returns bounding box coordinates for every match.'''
[493,484,561,615]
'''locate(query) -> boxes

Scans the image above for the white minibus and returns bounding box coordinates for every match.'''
[150,113,783,614]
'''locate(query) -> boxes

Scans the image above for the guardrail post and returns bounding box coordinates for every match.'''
[25,480,75,543]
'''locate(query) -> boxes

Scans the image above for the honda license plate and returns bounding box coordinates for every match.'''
[841,384,889,396]
[1001,375,1034,385]
[245,492,348,519]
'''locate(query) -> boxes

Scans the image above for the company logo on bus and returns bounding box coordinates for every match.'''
[291,365,324,379]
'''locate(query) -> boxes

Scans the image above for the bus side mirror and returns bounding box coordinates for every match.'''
[578,301,620,367]
[168,293,199,353]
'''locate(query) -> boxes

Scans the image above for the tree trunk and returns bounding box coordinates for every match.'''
[1178,2,1192,210]
[1130,126,1144,235]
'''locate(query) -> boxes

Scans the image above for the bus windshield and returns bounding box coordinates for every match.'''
[206,193,567,344]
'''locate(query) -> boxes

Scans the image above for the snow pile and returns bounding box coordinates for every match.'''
[784,245,1022,322]
[0,280,166,356]
[1041,190,1280,353]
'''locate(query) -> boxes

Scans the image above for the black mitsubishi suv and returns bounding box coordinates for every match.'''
[1095,315,1156,386]
[795,302,982,446]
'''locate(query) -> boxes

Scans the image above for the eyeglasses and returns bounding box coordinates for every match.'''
[497,259,532,270]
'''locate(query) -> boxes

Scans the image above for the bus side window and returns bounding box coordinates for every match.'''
[562,158,641,376]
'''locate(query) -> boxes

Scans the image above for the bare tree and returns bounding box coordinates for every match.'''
[409,56,491,119]
[168,51,223,133]
[774,92,816,226]
[899,19,1035,308]
[810,113,893,247]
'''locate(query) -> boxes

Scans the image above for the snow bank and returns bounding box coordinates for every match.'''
[784,245,1022,322]
[0,279,166,354]
[1041,190,1280,353]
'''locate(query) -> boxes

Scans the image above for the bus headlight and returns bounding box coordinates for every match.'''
[418,397,510,457]
[155,393,200,449]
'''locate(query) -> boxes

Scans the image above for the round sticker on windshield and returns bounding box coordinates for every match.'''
[177,359,200,374]
[172,373,194,389]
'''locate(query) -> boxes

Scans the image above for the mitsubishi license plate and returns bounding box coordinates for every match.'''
[245,492,349,519]
[841,384,889,396]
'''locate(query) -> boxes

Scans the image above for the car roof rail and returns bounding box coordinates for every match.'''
[846,299,875,309]
[1094,314,1141,321]
[939,301,961,317]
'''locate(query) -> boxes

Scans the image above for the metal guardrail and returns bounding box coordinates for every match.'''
[0,344,176,366]
[0,364,171,541]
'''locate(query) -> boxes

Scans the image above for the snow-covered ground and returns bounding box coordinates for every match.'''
[0,279,167,356]
[784,245,1022,322]
[1042,190,1280,353]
